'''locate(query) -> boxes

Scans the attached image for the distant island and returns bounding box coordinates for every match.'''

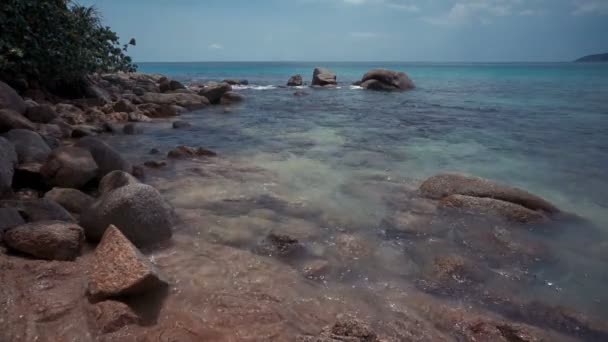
[575,53,608,62]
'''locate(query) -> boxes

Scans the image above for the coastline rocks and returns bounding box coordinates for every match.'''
[140,92,210,109]
[0,137,17,195]
[360,69,415,91]
[440,194,547,223]
[44,188,95,214]
[40,146,98,189]
[76,137,132,178]
[88,300,141,334]
[198,82,232,104]
[312,67,337,87]
[113,99,137,113]
[123,123,142,135]
[137,103,177,118]
[0,109,36,132]
[54,103,86,125]
[3,221,84,261]
[3,129,51,164]
[287,74,303,86]
[298,316,378,342]
[0,81,26,114]
[80,183,173,246]
[420,173,560,214]
[0,208,25,242]
[220,91,244,105]
[167,145,217,159]
[222,79,249,86]
[24,105,57,123]
[0,198,75,222]
[172,120,191,129]
[98,170,139,195]
[88,225,168,298]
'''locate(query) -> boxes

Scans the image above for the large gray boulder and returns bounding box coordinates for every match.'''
[198,82,232,104]
[2,129,51,164]
[76,137,131,178]
[312,67,337,87]
[3,221,84,261]
[0,198,75,222]
[40,146,99,189]
[0,137,17,196]
[0,81,26,114]
[287,74,303,86]
[140,92,209,109]
[360,69,415,91]
[88,225,168,299]
[98,170,139,195]
[80,183,172,246]
[44,188,95,214]
[24,104,58,123]
[0,109,36,133]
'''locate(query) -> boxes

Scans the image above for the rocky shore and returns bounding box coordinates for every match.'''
[1,68,606,341]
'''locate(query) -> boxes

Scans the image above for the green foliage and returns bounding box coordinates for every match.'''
[0,0,136,87]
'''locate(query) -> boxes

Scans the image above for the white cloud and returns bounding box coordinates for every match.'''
[572,0,608,15]
[208,43,223,50]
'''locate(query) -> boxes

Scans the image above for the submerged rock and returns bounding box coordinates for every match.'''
[141,92,210,109]
[3,221,84,261]
[440,194,547,223]
[40,146,98,189]
[88,300,141,334]
[3,129,51,164]
[167,145,217,159]
[80,183,173,246]
[360,69,414,91]
[44,187,95,214]
[0,81,26,114]
[298,315,379,342]
[98,170,140,195]
[257,232,304,258]
[144,160,167,168]
[198,82,232,104]
[0,198,75,222]
[312,67,337,87]
[220,91,244,105]
[0,109,36,132]
[123,123,142,135]
[172,120,191,129]
[76,136,132,178]
[88,225,168,298]
[287,74,304,86]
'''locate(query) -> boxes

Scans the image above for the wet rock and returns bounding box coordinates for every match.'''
[140,92,210,109]
[40,146,98,189]
[88,225,168,298]
[416,254,488,296]
[222,79,249,85]
[80,183,173,246]
[0,207,25,242]
[335,233,372,260]
[301,259,330,279]
[144,160,167,168]
[24,104,58,123]
[127,111,152,122]
[198,82,232,104]
[123,123,143,135]
[3,221,84,260]
[172,120,191,129]
[312,67,337,87]
[13,162,46,192]
[167,145,217,159]
[258,233,305,258]
[0,109,36,132]
[2,129,51,164]
[71,124,100,138]
[113,99,136,113]
[419,173,560,214]
[0,137,17,196]
[294,91,310,97]
[98,170,139,195]
[220,91,244,105]
[54,103,86,125]
[0,81,26,114]
[138,103,178,118]
[360,69,415,91]
[37,123,68,139]
[149,148,161,155]
[0,198,75,222]
[44,188,95,214]
[88,300,141,333]
[76,136,132,178]
[460,320,543,342]
[298,315,378,342]
[440,194,547,223]
[287,74,304,86]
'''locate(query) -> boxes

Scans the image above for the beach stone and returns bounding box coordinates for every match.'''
[144,160,167,168]
[0,109,36,132]
[0,208,25,242]
[140,92,209,109]
[198,82,232,104]
[76,136,132,178]
[258,233,304,258]
[138,103,177,118]
[113,99,137,113]
[298,315,378,342]
[88,225,168,298]
[220,91,244,105]
[301,259,330,279]
[0,137,17,196]
[360,68,415,91]
[131,165,145,179]
[419,173,560,214]
[24,104,58,124]
[80,183,172,246]
[88,300,141,333]
[0,81,26,114]
[44,188,95,214]
[440,194,547,223]
[71,125,100,138]
[287,74,303,86]
[3,221,84,261]
[335,233,372,260]
[167,145,217,159]
[172,120,191,129]
[0,198,75,222]
[98,170,139,195]
[222,79,249,85]
[312,67,337,87]
[2,129,51,164]
[127,111,151,122]
[40,146,98,189]
[37,123,67,140]
[54,103,86,125]
[123,123,142,135]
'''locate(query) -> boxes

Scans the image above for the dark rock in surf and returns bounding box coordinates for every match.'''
[3,221,84,261]
[287,74,304,86]
[144,160,167,168]
[360,69,414,91]
[222,79,249,86]
[172,120,191,129]
[312,67,337,87]
[198,82,232,104]
[123,123,142,135]
[167,145,217,159]
[220,91,244,105]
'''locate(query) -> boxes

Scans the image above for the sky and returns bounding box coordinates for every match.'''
[81,0,608,62]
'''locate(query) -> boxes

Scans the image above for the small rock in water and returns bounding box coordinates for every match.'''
[172,120,191,129]
[293,91,309,97]
[219,91,244,105]
[123,123,142,135]
[167,145,217,159]
[144,160,167,168]
[87,300,141,334]
[3,220,84,261]
[149,148,161,155]
[301,259,330,280]
[88,225,168,298]
[287,74,303,86]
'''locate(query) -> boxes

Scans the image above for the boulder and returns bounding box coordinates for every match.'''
[140,92,209,109]
[71,125,100,138]
[168,80,185,91]
[0,109,36,132]
[312,67,337,87]
[85,84,112,105]
[198,82,232,104]
[167,145,217,159]
[0,207,25,242]
[360,69,415,91]
[40,146,99,189]
[44,188,95,214]
[127,111,151,122]
[80,183,172,246]
[37,123,68,139]
[287,74,303,86]
[0,198,75,222]
[0,81,26,114]
[24,105,58,123]
[54,103,86,125]
[98,170,139,195]
[143,160,167,168]
[419,173,560,214]
[123,123,142,135]
[87,300,141,333]
[122,94,143,105]
[3,221,84,260]
[172,120,191,129]
[0,137,17,196]
[113,99,137,113]
[88,225,168,298]
[3,129,51,164]
[76,137,132,177]
[440,194,547,223]
[137,103,178,118]
[222,79,249,86]
[220,91,244,105]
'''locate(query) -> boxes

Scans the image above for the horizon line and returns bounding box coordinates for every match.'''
[135,60,582,64]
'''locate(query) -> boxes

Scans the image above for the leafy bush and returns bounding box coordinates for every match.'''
[0,0,136,90]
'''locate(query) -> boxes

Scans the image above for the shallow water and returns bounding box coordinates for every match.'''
[105,62,608,339]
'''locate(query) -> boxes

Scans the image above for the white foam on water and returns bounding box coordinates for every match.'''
[350,85,363,90]
[231,84,277,90]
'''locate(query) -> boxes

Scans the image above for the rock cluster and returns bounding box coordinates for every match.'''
[357,68,415,91]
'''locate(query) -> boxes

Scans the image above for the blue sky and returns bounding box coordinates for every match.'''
[82,0,608,62]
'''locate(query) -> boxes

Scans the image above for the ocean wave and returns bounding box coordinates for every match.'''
[232,84,277,90]
[350,85,363,90]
